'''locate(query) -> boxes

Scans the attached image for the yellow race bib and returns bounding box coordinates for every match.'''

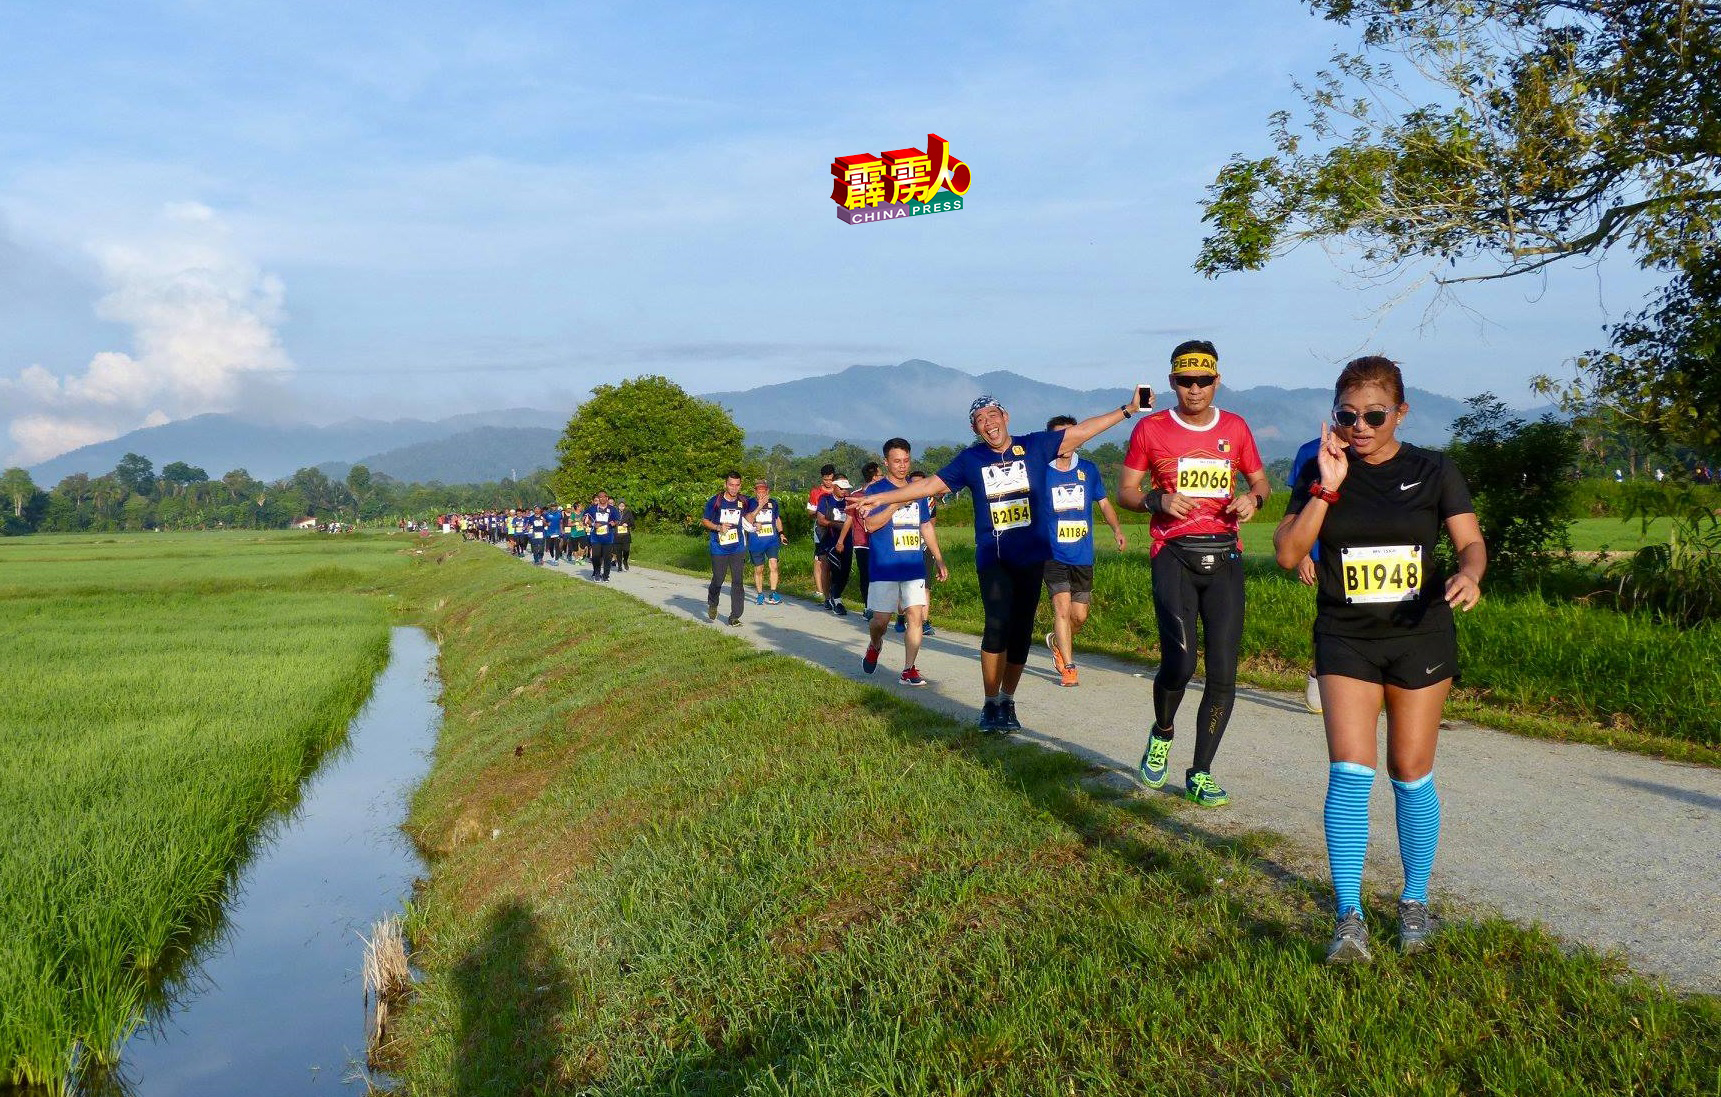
[1175,457,1233,499]
[719,528,739,546]
[1341,545,1423,604]
[892,528,922,552]
[988,499,1032,532]
[1056,519,1088,543]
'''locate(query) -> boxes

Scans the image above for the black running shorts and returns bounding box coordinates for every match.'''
[1042,561,1094,602]
[1314,629,1458,690]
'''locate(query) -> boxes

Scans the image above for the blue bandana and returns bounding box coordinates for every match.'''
[968,394,1002,425]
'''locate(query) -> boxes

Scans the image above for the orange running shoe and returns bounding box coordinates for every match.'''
[1059,664,1079,687]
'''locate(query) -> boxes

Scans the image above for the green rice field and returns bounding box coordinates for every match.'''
[0,533,408,1089]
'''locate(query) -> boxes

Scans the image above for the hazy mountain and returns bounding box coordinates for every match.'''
[322,426,561,485]
[27,408,565,485]
[706,360,1475,460]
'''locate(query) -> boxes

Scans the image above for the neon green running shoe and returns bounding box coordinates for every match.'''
[1184,770,1230,808]
[1137,732,1173,789]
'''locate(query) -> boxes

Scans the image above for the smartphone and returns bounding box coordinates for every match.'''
[1137,383,1154,410]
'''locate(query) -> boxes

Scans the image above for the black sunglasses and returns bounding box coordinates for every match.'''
[1333,409,1391,428]
[1171,374,1216,388]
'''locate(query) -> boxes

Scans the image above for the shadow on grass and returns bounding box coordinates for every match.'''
[454,900,569,1097]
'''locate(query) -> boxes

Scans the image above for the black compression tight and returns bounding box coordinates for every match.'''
[1149,546,1244,773]
[978,561,1046,664]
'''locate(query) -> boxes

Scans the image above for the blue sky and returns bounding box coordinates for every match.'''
[0,0,1656,465]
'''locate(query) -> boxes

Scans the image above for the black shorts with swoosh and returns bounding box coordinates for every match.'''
[1314,629,1459,689]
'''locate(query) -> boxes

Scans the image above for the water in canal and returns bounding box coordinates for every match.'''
[109,626,438,1094]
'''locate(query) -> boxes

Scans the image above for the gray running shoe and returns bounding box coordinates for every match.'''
[1398,900,1440,953]
[1326,910,1372,965]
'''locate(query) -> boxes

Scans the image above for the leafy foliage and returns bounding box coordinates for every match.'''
[1447,393,1580,584]
[549,375,746,529]
[1199,0,1721,458]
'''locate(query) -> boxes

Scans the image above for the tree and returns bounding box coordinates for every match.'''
[1,467,36,519]
[1447,393,1581,584]
[345,464,373,520]
[550,375,746,528]
[160,461,209,496]
[113,452,156,497]
[1198,0,1721,458]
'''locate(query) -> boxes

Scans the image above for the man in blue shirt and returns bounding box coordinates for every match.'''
[855,389,1145,731]
[1042,415,1128,688]
[544,504,563,566]
[584,491,618,581]
[859,439,948,686]
[742,478,785,606]
[815,477,854,615]
[702,473,748,624]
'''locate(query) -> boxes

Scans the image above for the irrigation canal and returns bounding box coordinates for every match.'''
[110,626,437,1094]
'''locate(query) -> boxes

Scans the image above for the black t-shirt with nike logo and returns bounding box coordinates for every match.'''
[1287,443,1474,637]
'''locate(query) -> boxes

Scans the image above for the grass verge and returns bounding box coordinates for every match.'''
[386,541,1720,1094]
[624,530,1721,765]
[0,532,406,1089]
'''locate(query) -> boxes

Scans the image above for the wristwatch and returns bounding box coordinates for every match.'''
[1308,482,1340,504]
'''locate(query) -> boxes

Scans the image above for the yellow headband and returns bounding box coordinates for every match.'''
[1170,352,1218,375]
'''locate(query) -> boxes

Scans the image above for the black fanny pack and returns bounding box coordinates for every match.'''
[1164,534,1240,574]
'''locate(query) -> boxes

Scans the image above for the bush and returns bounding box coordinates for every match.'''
[1606,484,1721,624]
[1448,394,1580,586]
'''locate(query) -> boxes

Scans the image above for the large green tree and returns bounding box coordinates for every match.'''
[551,375,746,528]
[113,452,156,497]
[1,468,36,519]
[1198,0,1721,458]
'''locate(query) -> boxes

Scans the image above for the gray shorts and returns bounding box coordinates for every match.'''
[1043,561,1094,602]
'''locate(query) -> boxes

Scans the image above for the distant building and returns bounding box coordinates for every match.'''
[292,516,318,529]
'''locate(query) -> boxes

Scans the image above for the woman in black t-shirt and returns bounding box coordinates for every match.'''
[1274,356,1486,966]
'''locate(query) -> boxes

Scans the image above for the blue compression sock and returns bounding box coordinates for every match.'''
[1392,772,1441,904]
[1324,762,1376,917]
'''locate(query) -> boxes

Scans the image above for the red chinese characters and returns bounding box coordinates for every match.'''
[830,134,970,208]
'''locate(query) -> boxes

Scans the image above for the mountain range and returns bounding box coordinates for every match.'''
[26,360,1504,485]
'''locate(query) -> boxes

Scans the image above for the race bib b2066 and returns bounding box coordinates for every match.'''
[1175,457,1233,499]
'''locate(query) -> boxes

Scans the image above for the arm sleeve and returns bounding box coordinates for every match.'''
[1437,455,1475,520]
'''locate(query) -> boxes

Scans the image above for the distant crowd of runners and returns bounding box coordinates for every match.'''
[459,340,1489,966]
[457,494,635,579]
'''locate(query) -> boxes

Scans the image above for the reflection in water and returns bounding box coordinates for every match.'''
[73,627,439,1096]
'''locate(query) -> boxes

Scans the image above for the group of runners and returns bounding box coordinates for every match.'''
[459,497,635,578]
[477,338,1488,965]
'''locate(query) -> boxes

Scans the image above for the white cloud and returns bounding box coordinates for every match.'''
[1,204,293,465]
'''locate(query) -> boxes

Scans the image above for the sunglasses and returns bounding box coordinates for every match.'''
[1171,374,1216,389]
[1332,409,1392,428]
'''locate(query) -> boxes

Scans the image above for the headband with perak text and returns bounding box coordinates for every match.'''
[1170,352,1218,375]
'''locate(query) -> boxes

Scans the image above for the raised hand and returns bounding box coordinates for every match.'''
[1315,420,1349,490]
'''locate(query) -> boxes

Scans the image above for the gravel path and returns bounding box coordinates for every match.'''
[555,560,1721,994]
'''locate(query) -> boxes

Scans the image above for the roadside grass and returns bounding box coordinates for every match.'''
[387,541,1720,1094]
[0,533,407,1089]
[626,530,1721,762]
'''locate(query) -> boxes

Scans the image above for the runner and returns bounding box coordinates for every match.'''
[613,498,634,571]
[544,500,563,566]
[853,389,1143,731]
[701,472,748,624]
[859,439,948,685]
[568,499,589,564]
[1042,415,1127,687]
[898,470,938,637]
[1118,340,1270,808]
[808,463,837,600]
[853,461,881,619]
[527,505,549,566]
[1274,355,1486,964]
[742,478,786,605]
[584,491,617,581]
[815,476,854,615]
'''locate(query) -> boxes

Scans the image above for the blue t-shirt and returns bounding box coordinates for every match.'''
[815,493,848,549]
[1291,437,1322,561]
[937,429,1066,570]
[704,493,746,555]
[529,514,547,540]
[584,504,617,544]
[546,509,563,536]
[862,481,931,582]
[1045,456,1107,567]
[742,497,781,549]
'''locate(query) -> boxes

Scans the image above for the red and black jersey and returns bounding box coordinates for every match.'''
[1123,408,1264,556]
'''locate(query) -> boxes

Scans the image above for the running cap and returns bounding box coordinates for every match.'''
[832,477,853,489]
[969,393,1003,425]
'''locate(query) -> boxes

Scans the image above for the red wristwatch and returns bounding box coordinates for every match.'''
[1308,482,1341,505]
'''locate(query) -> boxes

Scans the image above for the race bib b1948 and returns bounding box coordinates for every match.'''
[1341,544,1423,604]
